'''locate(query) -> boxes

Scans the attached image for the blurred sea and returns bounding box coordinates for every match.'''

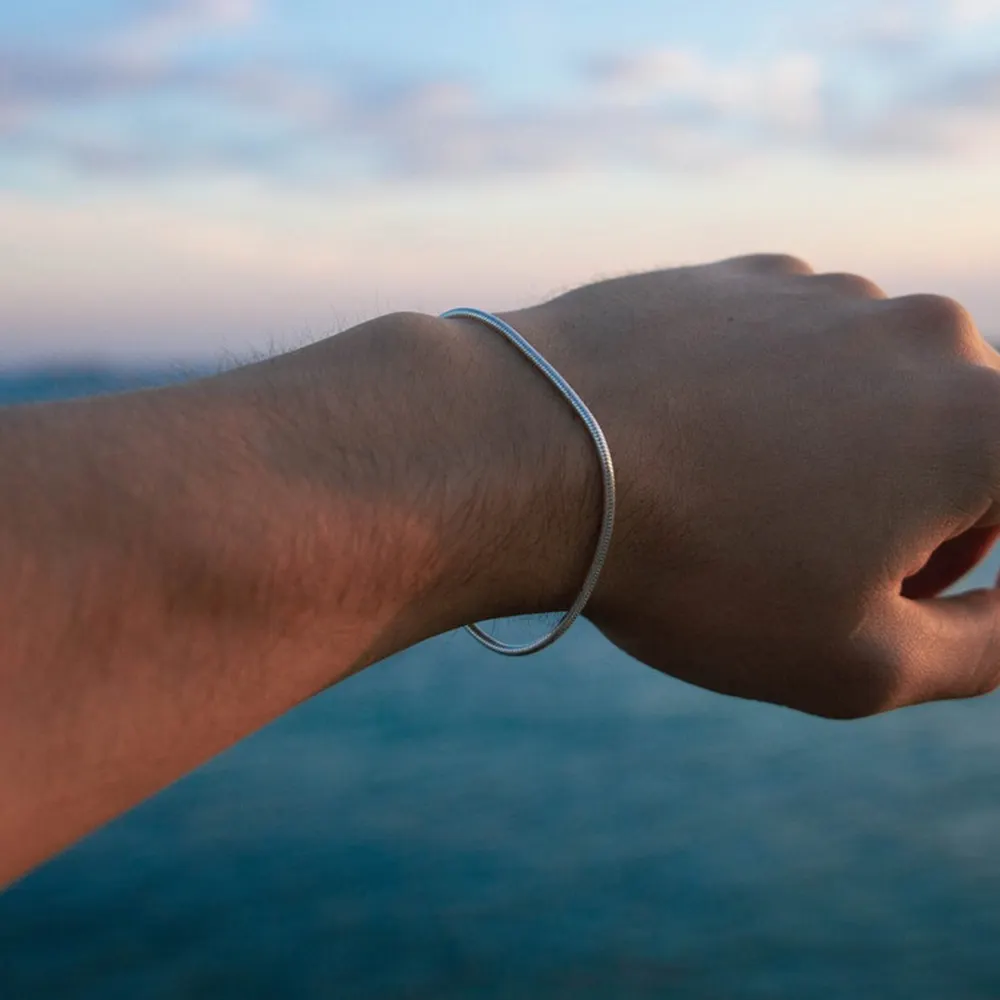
[2,371,1000,1000]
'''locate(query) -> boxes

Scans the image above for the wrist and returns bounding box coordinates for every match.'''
[200,307,603,668]
[422,309,603,633]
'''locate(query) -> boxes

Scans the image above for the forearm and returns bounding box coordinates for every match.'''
[5,254,999,884]
[0,310,595,882]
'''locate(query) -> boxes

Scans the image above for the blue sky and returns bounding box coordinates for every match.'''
[2,0,999,361]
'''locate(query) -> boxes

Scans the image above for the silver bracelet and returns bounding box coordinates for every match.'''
[440,307,617,656]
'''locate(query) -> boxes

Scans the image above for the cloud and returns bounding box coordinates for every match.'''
[584,49,824,129]
[370,106,743,180]
[1,0,999,186]
[821,2,932,57]
[0,0,261,130]
[110,0,260,66]
[933,62,1000,108]
[835,56,1000,156]
[948,0,1000,24]
[0,0,260,122]
[0,49,165,128]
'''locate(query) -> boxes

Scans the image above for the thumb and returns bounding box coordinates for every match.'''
[874,590,1000,711]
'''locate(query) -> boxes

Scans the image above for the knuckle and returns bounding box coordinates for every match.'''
[812,272,886,299]
[889,293,983,358]
[731,253,815,276]
[911,293,975,330]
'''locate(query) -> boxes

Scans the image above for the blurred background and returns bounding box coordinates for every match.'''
[1,0,998,363]
[2,1,1000,998]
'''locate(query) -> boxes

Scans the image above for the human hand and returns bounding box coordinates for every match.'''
[493,254,1000,718]
[6,252,996,879]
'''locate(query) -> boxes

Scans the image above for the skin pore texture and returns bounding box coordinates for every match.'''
[2,253,1000,883]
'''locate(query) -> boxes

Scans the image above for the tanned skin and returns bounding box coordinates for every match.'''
[2,253,1000,883]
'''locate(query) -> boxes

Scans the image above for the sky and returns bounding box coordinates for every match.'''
[1,0,999,362]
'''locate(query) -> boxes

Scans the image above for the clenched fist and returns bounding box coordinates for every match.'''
[454,254,1000,718]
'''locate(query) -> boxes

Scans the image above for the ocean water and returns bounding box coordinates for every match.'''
[2,372,1000,999]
